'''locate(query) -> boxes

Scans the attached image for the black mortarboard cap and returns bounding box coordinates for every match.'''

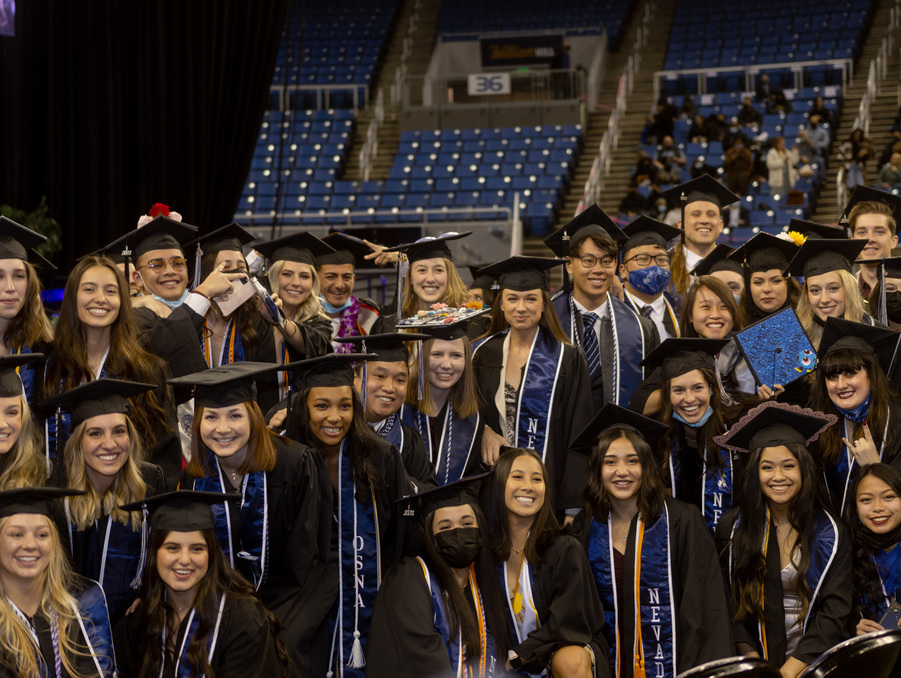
[0,487,86,520]
[195,223,256,258]
[839,185,901,231]
[570,403,669,454]
[336,331,429,363]
[640,337,729,380]
[254,232,335,266]
[859,256,901,279]
[714,401,836,453]
[690,243,741,277]
[620,216,682,254]
[787,238,867,278]
[406,311,489,342]
[383,232,472,264]
[789,219,846,240]
[0,354,44,398]
[104,216,198,260]
[662,175,740,211]
[819,317,900,374]
[167,362,275,408]
[317,232,372,268]
[478,256,560,292]
[727,233,799,274]
[465,265,494,291]
[397,471,493,519]
[39,378,155,429]
[120,490,239,532]
[543,205,627,257]
[282,353,378,391]
[0,217,48,262]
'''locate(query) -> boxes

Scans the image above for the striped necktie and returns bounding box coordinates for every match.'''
[581,311,601,377]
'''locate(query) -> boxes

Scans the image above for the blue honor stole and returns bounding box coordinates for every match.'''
[376,411,404,451]
[871,547,901,620]
[587,518,622,673]
[404,405,480,486]
[416,557,498,678]
[202,318,245,367]
[331,441,380,677]
[668,441,733,534]
[193,457,269,590]
[167,594,227,678]
[508,328,563,460]
[729,509,840,661]
[12,345,37,403]
[73,580,117,678]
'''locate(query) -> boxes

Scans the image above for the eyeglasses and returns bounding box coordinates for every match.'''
[138,257,188,271]
[574,255,617,269]
[624,253,671,267]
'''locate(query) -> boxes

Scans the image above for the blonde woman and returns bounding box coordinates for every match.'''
[43,379,166,626]
[0,354,48,490]
[0,487,116,677]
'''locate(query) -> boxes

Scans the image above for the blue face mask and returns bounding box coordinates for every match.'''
[152,288,191,310]
[837,389,872,424]
[732,293,742,305]
[673,405,714,428]
[628,265,671,296]
[322,296,353,314]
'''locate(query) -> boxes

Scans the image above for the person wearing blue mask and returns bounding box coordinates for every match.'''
[618,216,682,341]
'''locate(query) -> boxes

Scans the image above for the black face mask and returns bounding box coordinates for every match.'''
[886,290,901,324]
[435,527,482,569]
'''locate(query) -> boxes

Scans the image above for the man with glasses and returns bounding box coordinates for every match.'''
[544,205,659,409]
[619,216,683,340]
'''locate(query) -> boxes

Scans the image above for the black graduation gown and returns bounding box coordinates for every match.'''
[715,508,853,667]
[378,415,437,491]
[114,594,285,678]
[133,304,208,379]
[472,332,593,510]
[574,498,734,676]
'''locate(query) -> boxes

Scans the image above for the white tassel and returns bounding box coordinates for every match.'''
[347,630,365,668]
[130,507,149,589]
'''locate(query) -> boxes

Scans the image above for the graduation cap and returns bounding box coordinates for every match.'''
[281,353,378,391]
[787,238,868,279]
[852,255,901,326]
[195,223,256,258]
[397,472,492,520]
[408,312,488,342]
[477,256,561,292]
[336,332,429,363]
[167,362,276,408]
[382,232,472,264]
[839,185,901,233]
[464,264,494,291]
[727,233,799,274]
[620,216,682,255]
[0,354,44,398]
[0,216,49,263]
[39,378,156,429]
[662,175,740,214]
[819,317,900,374]
[103,216,198,261]
[714,401,836,453]
[789,219,846,240]
[0,487,86,520]
[690,243,741,277]
[119,490,238,532]
[316,232,373,268]
[254,231,335,266]
[543,205,627,258]
[570,403,669,455]
[640,337,730,380]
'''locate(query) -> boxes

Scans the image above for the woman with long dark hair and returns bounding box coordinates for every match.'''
[715,402,852,678]
[115,490,289,677]
[482,447,610,677]
[172,362,333,678]
[572,404,733,677]
[729,232,802,324]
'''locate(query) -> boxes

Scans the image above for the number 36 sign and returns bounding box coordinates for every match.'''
[467,73,511,96]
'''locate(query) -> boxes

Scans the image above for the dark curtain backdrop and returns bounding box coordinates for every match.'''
[0,0,290,277]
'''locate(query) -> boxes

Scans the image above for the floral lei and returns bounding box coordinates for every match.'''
[335,295,362,353]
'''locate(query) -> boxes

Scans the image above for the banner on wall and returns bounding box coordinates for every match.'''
[479,34,563,69]
[0,0,15,37]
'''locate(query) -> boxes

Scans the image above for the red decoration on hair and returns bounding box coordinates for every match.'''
[148,203,170,218]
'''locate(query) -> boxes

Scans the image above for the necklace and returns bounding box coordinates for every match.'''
[511,545,524,554]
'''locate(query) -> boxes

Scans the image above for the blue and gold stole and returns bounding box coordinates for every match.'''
[403,405,480,486]
[168,595,227,678]
[12,345,37,404]
[192,455,269,590]
[329,440,380,677]
[587,506,677,678]
[551,292,647,406]
[728,509,839,661]
[668,440,733,534]
[202,318,245,367]
[417,557,499,678]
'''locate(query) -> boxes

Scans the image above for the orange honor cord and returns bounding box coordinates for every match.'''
[633,520,646,678]
[759,510,771,662]
[469,566,488,678]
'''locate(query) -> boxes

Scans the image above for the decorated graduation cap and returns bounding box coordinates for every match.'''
[787,238,868,279]
[714,401,836,453]
[383,232,472,264]
[254,231,335,266]
[640,337,730,380]
[789,218,846,240]
[662,174,740,221]
[167,362,275,408]
[0,354,43,398]
[316,232,373,268]
[0,487,86,519]
[39,378,155,429]
[542,204,627,258]
[119,490,238,532]
[477,256,560,292]
[727,232,799,274]
[839,185,901,234]
[104,215,198,261]
[690,243,741,277]
[337,331,429,363]
[410,312,488,342]
[620,216,682,255]
[397,471,492,520]
[282,353,377,391]
[570,402,669,455]
[0,216,50,264]
[819,317,901,374]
